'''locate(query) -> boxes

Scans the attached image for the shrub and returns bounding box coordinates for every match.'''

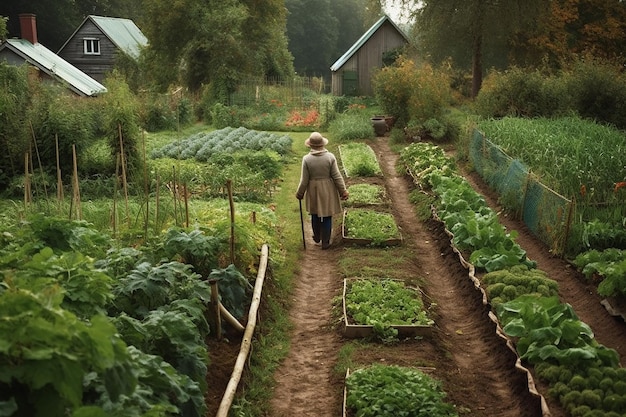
[373,57,453,128]
[564,59,626,130]
[475,67,570,118]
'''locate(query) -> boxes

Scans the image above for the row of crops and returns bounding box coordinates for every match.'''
[401,141,626,417]
[0,126,290,417]
[474,117,626,310]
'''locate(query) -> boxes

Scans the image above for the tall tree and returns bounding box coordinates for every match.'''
[409,0,545,97]
[286,0,371,78]
[241,0,294,78]
[511,0,626,67]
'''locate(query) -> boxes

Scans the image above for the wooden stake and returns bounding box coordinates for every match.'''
[209,279,222,341]
[183,183,189,227]
[118,123,130,227]
[55,134,64,201]
[227,179,235,265]
[71,144,82,219]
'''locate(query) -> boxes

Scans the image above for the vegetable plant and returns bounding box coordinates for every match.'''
[482,265,559,308]
[346,364,458,417]
[339,142,382,177]
[344,183,386,206]
[344,209,400,245]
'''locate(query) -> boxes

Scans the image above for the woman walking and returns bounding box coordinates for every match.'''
[296,132,349,249]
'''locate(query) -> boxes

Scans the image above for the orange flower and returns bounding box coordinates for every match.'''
[580,184,586,197]
[615,182,626,193]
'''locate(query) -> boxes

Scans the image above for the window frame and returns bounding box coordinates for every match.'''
[83,38,101,55]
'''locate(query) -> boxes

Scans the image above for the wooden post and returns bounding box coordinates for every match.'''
[216,244,269,417]
[71,144,82,220]
[227,179,235,265]
[24,153,30,208]
[118,123,130,228]
[209,279,222,341]
[183,183,189,227]
[55,134,64,202]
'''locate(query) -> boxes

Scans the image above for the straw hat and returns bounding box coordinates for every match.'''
[305,132,329,148]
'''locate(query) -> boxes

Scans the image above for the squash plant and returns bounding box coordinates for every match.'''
[346,364,458,417]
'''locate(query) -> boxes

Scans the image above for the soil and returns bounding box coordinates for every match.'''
[206,136,626,417]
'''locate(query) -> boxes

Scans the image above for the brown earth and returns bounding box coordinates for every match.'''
[207,136,626,417]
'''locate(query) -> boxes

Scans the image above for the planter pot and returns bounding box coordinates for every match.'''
[371,117,387,136]
[342,278,432,338]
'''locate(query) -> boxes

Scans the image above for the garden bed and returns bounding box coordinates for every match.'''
[342,208,402,246]
[343,183,388,208]
[338,142,382,178]
[342,278,432,339]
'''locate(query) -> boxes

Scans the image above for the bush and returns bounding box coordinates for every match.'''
[373,57,453,128]
[564,59,626,129]
[475,67,570,118]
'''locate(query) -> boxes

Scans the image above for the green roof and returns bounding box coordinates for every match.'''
[89,15,147,59]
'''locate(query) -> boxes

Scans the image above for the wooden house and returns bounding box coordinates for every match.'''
[0,13,107,97]
[330,15,409,96]
[58,15,148,83]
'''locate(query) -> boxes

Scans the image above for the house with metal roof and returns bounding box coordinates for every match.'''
[330,15,409,96]
[0,14,107,97]
[58,15,148,83]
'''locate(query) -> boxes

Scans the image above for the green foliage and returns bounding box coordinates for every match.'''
[345,279,433,331]
[101,71,142,178]
[373,57,453,127]
[344,184,385,207]
[162,227,223,278]
[344,209,401,245]
[483,265,559,308]
[496,295,619,367]
[339,143,382,177]
[151,127,292,160]
[574,249,626,298]
[0,63,30,187]
[209,264,252,320]
[346,364,458,417]
[0,284,136,417]
[475,67,570,118]
[564,59,626,130]
[327,112,375,141]
[477,116,626,204]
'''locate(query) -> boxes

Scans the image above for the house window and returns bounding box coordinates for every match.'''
[83,38,100,55]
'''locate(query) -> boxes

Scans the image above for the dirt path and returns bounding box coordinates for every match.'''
[268,137,557,416]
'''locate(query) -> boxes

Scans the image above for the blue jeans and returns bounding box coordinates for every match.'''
[311,214,332,247]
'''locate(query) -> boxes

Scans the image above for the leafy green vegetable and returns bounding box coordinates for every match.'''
[496,295,619,367]
[346,364,458,417]
[339,142,382,177]
[344,209,400,245]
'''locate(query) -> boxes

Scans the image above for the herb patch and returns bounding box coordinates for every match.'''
[339,143,382,177]
[343,209,401,246]
[345,364,458,417]
[344,183,386,207]
[343,278,432,341]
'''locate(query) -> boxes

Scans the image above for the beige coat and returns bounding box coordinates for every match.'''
[296,149,347,217]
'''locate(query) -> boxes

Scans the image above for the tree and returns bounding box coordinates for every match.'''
[511,0,626,68]
[409,0,545,97]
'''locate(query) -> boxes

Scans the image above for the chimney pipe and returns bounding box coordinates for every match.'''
[19,13,38,44]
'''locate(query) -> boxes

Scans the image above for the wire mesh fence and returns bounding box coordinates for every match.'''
[470,129,574,255]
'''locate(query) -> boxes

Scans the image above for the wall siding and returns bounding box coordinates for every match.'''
[58,20,118,82]
[331,21,408,96]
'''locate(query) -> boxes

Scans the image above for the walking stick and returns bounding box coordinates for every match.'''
[299,199,306,249]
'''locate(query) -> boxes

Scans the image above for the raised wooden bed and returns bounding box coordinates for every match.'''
[342,278,432,338]
[341,208,402,247]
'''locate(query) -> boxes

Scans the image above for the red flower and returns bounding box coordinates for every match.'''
[615,182,626,193]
